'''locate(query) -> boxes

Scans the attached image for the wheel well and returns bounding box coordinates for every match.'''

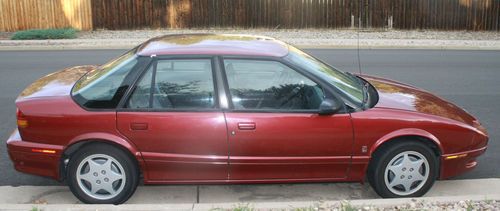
[372,135,441,158]
[59,140,142,181]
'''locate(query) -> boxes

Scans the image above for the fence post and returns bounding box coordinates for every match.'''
[388,15,393,29]
[351,14,355,28]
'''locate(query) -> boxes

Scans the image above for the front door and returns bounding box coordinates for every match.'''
[222,59,353,180]
[117,58,228,181]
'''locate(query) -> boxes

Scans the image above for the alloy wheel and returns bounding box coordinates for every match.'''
[383,151,430,196]
[75,154,126,200]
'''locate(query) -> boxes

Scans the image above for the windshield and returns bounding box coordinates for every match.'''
[285,46,364,105]
[72,50,138,109]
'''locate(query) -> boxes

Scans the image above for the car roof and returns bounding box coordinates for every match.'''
[135,34,290,57]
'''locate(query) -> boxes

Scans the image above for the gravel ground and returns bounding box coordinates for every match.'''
[0,32,13,40]
[336,199,500,211]
[0,29,498,49]
[252,199,500,211]
[77,29,500,41]
[1,29,498,41]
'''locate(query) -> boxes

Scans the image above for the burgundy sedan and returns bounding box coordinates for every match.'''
[7,34,488,204]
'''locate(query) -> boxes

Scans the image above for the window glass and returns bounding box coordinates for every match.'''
[127,59,216,109]
[127,65,153,109]
[72,50,138,108]
[285,46,363,105]
[224,59,324,110]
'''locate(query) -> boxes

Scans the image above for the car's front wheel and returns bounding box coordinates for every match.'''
[368,141,438,198]
[67,143,139,204]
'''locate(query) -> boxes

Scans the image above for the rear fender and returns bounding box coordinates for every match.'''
[61,132,146,180]
[66,132,141,156]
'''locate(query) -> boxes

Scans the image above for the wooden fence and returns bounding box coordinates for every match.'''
[1,0,499,31]
[0,0,93,31]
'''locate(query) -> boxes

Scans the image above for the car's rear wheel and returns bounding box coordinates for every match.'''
[67,143,139,204]
[368,141,438,198]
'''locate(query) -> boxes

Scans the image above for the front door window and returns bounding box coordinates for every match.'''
[224,59,324,111]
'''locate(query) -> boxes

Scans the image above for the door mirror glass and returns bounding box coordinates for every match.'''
[318,98,342,115]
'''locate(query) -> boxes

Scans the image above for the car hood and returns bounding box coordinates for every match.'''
[17,65,97,100]
[361,74,476,125]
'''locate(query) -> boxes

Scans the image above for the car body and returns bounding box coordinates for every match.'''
[6,34,488,204]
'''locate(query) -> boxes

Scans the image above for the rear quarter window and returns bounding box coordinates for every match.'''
[72,51,138,109]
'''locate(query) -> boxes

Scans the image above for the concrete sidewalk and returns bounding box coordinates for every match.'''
[0,179,499,210]
[1,38,500,50]
[2,195,500,211]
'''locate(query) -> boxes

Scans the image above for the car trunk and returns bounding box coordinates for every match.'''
[17,65,97,101]
[15,65,97,143]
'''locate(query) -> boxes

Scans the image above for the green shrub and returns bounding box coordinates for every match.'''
[11,28,77,40]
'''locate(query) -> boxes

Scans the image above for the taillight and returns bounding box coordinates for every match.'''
[16,108,28,128]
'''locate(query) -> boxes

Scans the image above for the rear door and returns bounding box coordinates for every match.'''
[117,57,228,181]
[222,58,353,180]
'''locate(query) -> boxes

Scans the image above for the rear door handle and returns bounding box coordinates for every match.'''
[238,122,256,130]
[130,122,148,130]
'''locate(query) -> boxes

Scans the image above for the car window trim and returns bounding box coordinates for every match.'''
[117,55,222,112]
[219,56,348,114]
[214,56,230,110]
[116,56,155,110]
[148,58,158,108]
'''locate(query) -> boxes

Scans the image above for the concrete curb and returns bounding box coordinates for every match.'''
[1,38,500,50]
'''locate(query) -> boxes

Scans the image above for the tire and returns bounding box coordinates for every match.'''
[67,143,139,204]
[367,141,438,198]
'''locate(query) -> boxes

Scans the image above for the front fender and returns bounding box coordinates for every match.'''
[369,128,443,155]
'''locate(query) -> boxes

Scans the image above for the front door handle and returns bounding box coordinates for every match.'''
[130,122,148,130]
[238,122,256,130]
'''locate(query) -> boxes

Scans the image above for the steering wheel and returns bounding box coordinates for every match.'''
[279,85,304,108]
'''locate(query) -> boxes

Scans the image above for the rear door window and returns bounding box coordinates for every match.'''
[127,59,216,110]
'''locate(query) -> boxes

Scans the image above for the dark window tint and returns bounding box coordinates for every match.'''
[72,50,138,109]
[224,59,324,111]
[127,59,216,109]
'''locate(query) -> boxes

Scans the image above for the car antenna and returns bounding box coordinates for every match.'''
[357,0,362,76]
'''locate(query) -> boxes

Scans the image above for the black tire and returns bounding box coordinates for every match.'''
[367,140,438,198]
[67,143,139,204]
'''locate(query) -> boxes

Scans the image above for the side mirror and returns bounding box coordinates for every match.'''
[318,98,342,115]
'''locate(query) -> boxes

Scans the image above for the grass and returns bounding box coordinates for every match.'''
[340,201,357,211]
[232,203,254,211]
[11,28,77,40]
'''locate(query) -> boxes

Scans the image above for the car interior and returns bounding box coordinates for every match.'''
[224,60,324,110]
[127,59,215,109]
